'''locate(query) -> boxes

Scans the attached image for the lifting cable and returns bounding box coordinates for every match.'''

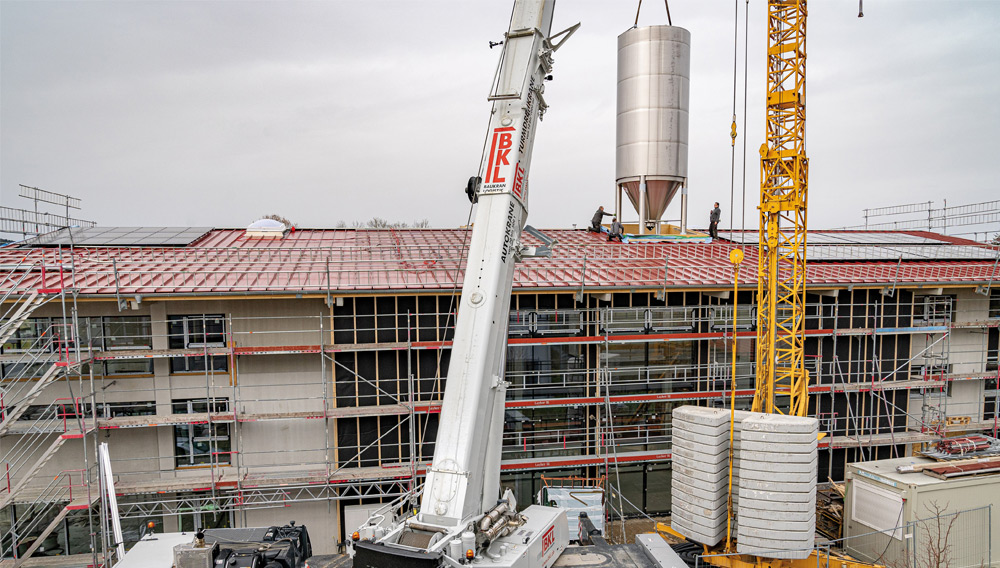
[728,0,739,242]
[418,1,517,463]
[633,0,673,27]
[740,0,749,243]
[729,0,750,244]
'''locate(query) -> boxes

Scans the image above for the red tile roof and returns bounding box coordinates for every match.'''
[0,229,996,296]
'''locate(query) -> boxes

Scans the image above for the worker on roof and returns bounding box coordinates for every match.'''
[608,217,624,242]
[709,202,721,239]
[589,206,614,233]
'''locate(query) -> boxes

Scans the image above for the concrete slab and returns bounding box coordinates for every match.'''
[672,452,729,474]
[736,541,812,560]
[670,488,727,510]
[739,439,817,453]
[671,419,730,438]
[738,486,816,504]
[737,507,815,523]
[740,517,816,542]
[738,478,815,492]
[741,413,818,434]
[673,406,730,427]
[740,468,817,483]
[671,507,727,532]
[738,457,817,474]
[739,449,816,463]
[672,462,730,483]
[671,444,730,465]
[672,471,730,493]
[672,521,724,547]
[737,496,815,513]
[672,477,727,502]
[740,431,819,444]
[671,434,729,454]
[672,434,730,450]
[670,495,728,521]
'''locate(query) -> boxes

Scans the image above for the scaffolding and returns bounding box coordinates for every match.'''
[0,239,998,562]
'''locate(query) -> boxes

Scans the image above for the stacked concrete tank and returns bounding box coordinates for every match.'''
[670,406,819,558]
[616,25,690,234]
[669,406,731,545]
[736,414,818,559]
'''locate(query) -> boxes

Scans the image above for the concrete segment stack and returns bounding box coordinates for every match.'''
[736,414,818,559]
[670,406,731,545]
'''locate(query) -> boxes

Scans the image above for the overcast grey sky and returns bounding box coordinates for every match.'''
[1,0,998,232]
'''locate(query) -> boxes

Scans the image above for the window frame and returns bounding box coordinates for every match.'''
[172,398,232,468]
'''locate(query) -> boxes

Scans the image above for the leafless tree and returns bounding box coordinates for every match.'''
[360,217,432,229]
[918,501,959,568]
[261,214,295,227]
[884,501,965,568]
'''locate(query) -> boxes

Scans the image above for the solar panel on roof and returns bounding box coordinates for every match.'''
[807,245,998,262]
[730,231,964,246]
[17,226,213,247]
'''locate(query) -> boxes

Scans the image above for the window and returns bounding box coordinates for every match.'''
[0,316,153,375]
[0,362,49,380]
[173,398,231,468]
[988,328,998,372]
[17,401,88,422]
[2,319,48,352]
[990,290,1000,320]
[913,295,953,325]
[105,360,155,375]
[101,401,156,418]
[102,317,153,350]
[168,315,228,373]
[169,315,225,348]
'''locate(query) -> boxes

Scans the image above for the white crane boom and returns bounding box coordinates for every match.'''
[351,1,577,566]
[421,0,555,528]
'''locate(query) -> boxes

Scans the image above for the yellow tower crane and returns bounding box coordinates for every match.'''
[753,0,809,418]
[658,2,881,565]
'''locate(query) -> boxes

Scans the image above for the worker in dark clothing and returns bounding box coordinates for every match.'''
[589,206,614,233]
[608,217,624,242]
[709,202,721,239]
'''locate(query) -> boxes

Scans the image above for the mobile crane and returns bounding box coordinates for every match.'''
[350,1,580,567]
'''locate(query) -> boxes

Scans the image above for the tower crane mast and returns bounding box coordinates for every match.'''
[753,0,810,418]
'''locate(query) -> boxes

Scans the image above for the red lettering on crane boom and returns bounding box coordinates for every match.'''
[485,126,516,184]
[512,163,525,200]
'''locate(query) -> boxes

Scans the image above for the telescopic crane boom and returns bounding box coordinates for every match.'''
[350,1,578,567]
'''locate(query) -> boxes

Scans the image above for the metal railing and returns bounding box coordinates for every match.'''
[0,206,96,237]
[0,469,87,559]
[1,398,89,502]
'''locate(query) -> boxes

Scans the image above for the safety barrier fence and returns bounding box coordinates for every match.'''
[693,505,992,568]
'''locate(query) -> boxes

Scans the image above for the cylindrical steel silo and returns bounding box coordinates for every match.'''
[616,25,690,234]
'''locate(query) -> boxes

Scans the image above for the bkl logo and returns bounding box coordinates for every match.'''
[541,526,555,554]
[512,163,525,200]
[485,126,516,184]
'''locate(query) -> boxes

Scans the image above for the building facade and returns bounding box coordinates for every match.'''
[1,227,998,559]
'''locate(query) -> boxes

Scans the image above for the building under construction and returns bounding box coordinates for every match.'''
[1,224,998,560]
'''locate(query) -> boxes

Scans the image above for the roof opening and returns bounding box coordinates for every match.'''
[246,218,288,239]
